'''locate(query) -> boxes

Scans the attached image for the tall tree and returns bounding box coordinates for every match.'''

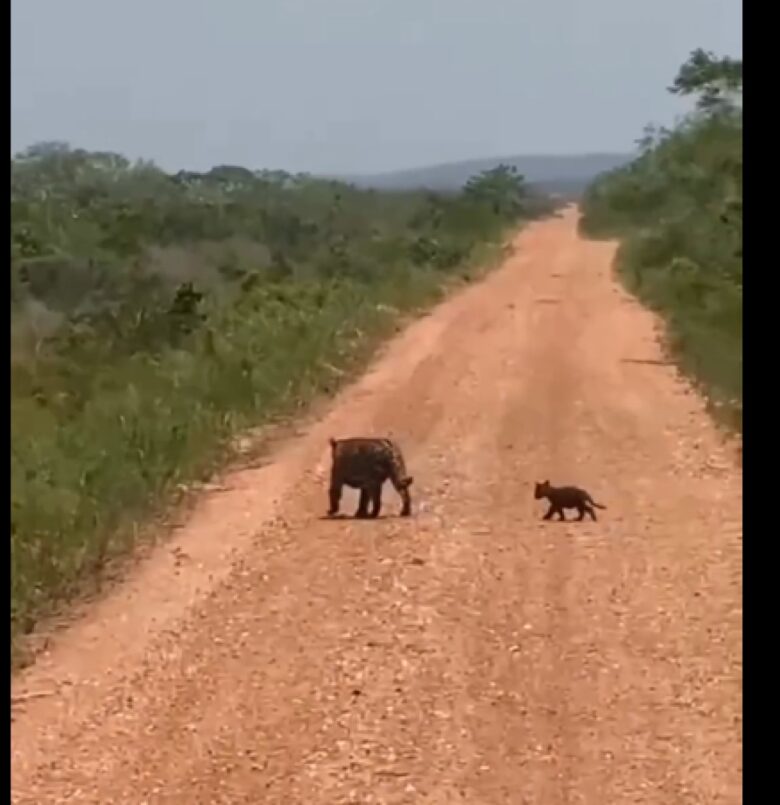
[668,48,743,112]
[463,164,527,218]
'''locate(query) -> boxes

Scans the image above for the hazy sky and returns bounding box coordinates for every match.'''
[12,0,742,174]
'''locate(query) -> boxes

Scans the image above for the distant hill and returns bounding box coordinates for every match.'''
[335,153,632,198]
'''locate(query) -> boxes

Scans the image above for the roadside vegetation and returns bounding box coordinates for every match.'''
[11,148,552,648]
[580,49,742,430]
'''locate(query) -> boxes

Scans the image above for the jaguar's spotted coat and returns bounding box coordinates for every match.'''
[327,437,413,519]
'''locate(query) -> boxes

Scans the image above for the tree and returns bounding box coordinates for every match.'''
[16,140,72,161]
[668,48,742,112]
[463,164,527,218]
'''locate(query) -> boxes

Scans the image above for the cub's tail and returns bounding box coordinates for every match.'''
[590,499,607,509]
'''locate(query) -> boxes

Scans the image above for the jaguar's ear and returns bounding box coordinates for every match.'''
[329,437,337,450]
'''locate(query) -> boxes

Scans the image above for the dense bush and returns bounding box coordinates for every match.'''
[580,49,742,431]
[11,147,551,643]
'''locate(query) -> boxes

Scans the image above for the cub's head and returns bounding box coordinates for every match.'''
[534,480,550,499]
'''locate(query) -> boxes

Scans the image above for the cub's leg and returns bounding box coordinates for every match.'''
[543,504,556,521]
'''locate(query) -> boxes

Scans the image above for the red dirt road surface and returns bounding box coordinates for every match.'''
[12,208,742,804]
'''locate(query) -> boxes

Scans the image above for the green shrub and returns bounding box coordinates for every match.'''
[580,49,742,430]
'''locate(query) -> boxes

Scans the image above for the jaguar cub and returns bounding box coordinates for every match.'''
[534,480,606,522]
[327,437,413,519]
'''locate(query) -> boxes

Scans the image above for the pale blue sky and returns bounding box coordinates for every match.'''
[11,0,742,174]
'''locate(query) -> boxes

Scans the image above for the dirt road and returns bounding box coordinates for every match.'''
[12,208,742,804]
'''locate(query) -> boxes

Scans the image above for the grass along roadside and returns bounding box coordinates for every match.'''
[579,49,742,433]
[613,237,740,431]
[580,213,742,434]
